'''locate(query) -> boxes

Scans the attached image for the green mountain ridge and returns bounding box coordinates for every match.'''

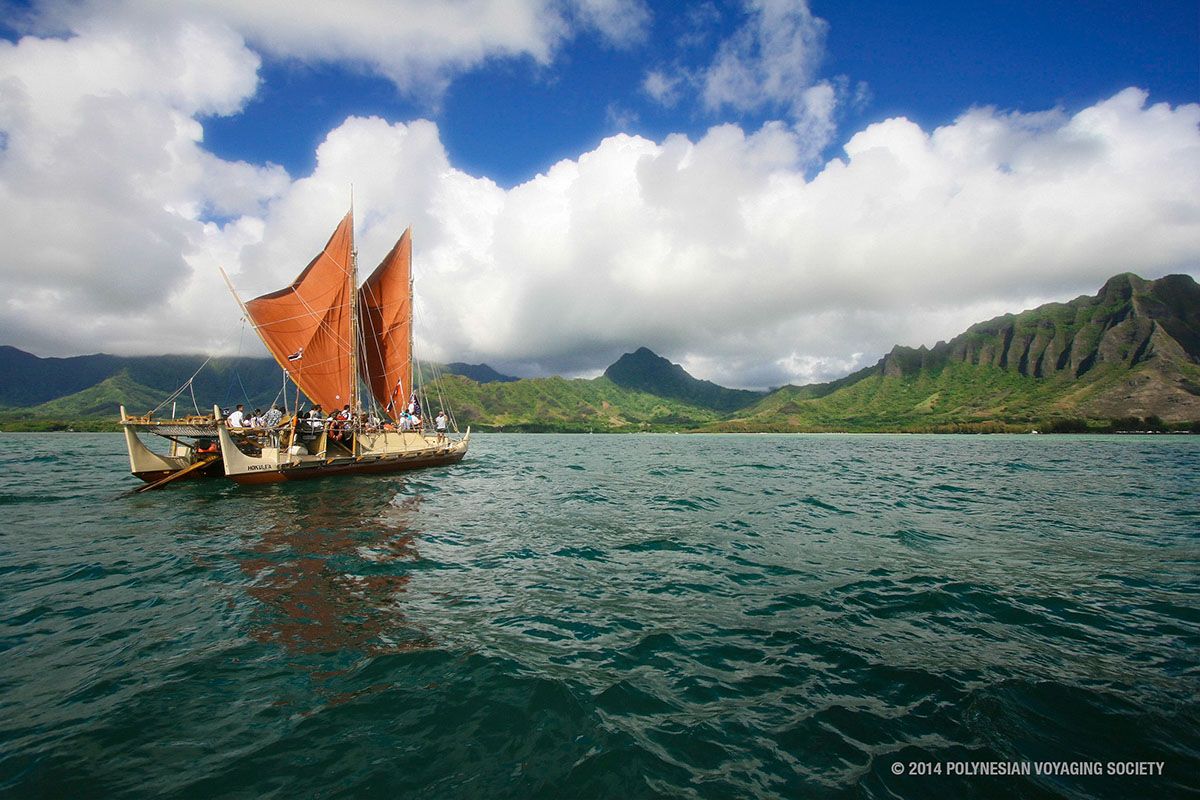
[2,273,1197,432]
[31,371,165,418]
[441,362,519,383]
[603,347,763,411]
[0,349,518,420]
[0,371,168,431]
[0,348,286,410]
[435,374,722,432]
[713,272,1200,431]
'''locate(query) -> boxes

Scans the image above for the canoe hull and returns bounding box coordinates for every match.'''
[228,448,467,484]
[121,405,470,488]
[133,460,225,484]
[218,417,470,485]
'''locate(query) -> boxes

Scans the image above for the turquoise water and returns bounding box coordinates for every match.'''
[1,432,1197,799]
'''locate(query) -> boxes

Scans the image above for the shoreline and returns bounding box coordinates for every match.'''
[1,425,1194,436]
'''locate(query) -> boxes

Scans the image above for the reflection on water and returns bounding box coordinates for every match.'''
[237,481,434,657]
[5,434,1197,800]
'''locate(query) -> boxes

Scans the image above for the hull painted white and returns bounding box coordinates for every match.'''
[216,419,469,484]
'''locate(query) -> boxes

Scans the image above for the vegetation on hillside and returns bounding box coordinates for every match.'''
[602,347,763,411]
[2,273,1197,433]
[437,374,722,432]
[706,361,1198,433]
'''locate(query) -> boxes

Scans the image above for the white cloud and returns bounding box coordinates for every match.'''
[0,0,644,357]
[25,0,646,99]
[0,14,287,357]
[0,2,1196,392]
[645,0,843,163]
[701,0,827,117]
[184,86,1184,388]
[415,88,1198,386]
[642,69,681,106]
[568,0,651,47]
[605,102,639,130]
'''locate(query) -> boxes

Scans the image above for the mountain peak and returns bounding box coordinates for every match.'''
[604,347,762,412]
[605,347,688,384]
[1099,272,1147,304]
[863,272,1200,418]
[440,362,518,383]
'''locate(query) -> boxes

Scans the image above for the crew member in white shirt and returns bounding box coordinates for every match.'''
[226,404,246,428]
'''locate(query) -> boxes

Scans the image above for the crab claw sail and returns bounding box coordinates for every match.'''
[358,228,413,415]
[243,213,355,412]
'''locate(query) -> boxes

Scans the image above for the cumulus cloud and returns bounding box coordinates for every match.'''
[418,88,1198,386]
[25,0,648,98]
[0,2,1197,391]
[207,88,1194,388]
[0,0,647,356]
[0,14,288,356]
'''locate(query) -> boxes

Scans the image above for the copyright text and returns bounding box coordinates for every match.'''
[890,761,1165,777]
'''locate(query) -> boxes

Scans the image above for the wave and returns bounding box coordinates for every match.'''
[0,493,73,505]
[5,431,1197,800]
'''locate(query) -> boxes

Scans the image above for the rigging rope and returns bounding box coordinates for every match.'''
[149,355,213,416]
[410,297,459,434]
[221,318,248,409]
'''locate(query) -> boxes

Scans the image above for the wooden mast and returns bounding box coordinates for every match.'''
[408,226,415,416]
[348,201,360,453]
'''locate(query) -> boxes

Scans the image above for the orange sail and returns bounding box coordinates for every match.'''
[244,212,355,413]
[358,228,412,415]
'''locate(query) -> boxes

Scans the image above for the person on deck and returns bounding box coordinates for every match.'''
[330,404,352,443]
[226,404,245,428]
[435,410,448,443]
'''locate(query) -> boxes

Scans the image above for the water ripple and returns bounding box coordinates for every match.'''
[1,433,1197,798]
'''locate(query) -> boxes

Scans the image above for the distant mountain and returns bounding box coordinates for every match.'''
[0,347,283,411]
[2,273,1197,432]
[603,347,763,412]
[439,362,518,383]
[726,273,1200,430]
[433,373,722,432]
[30,371,165,418]
[876,272,1200,419]
[0,348,521,415]
[0,346,124,406]
[891,273,1199,378]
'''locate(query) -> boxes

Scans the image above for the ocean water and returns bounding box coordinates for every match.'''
[0,432,1197,799]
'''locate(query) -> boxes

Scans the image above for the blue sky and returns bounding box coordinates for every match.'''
[0,0,1197,387]
[197,1,1199,186]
